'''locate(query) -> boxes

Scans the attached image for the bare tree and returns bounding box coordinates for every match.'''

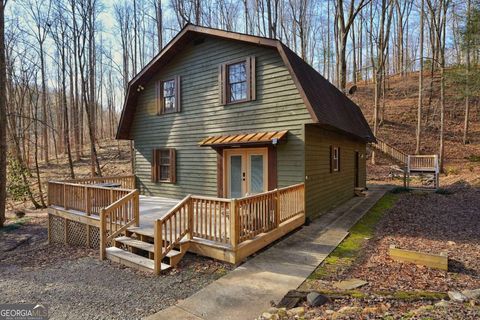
[371,0,395,164]
[416,0,424,154]
[463,0,471,144]
[334,0,370,91]
[22,0,52,165]
[0,0,7,227]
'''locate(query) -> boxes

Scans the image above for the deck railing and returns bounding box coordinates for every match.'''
[47,179,139,260]
[63,175,136,190]
[236,190,277,243]
[408,155,439,173]
[278,183,305,223]
[371,138,408,164]
[154,196,193,274]
[154,183,305,256]
[48,181,134,216]
[192,196,231,244]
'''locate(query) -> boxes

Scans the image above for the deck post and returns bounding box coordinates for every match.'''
[99,208,107,260]
[188,197,194,239]
[154,219,162,275]
[85,186,91,216]
[230,199,238,248]
[63,184,67,209]
[134,190,140,227]
[275,189,280,227]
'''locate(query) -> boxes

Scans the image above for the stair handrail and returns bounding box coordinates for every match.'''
[371,138,408,164]
[154,195,193,274]
[99,189,140,260]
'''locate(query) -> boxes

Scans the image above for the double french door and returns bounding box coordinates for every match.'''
[224,148,268,198]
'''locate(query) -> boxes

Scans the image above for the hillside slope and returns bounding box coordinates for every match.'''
[351,71,479,164]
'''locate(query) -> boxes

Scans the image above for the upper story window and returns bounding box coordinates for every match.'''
[157,76,181,115]
[219,56,256,105]
[227,62,247,102]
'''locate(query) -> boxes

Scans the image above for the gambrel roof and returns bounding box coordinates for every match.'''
[116,24,375,142]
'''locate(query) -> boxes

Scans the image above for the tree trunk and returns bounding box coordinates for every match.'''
[416,0,424,154]
[0,0,7,227]
[463,0,471,144]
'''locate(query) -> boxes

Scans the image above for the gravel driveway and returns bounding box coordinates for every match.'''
[0,217,231,320]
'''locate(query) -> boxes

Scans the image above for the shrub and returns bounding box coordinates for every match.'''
[7,157,30,202]
[466,154,480,162]
[390,186,411,194]
[435,188,453,195]
[445,166,460,176]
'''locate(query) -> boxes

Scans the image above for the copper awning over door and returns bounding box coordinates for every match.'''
[198,130,288,147]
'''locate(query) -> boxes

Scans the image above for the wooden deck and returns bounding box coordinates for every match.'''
[371,138,440,189]
[47,175,305,274]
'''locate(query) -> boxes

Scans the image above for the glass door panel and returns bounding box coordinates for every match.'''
[249,154,264,194]
[229,155,243,198]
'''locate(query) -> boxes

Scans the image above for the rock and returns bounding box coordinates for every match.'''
[333,279,368,290]
[277,308,287,317]
[447,241,456,246]
[362,304,389,315]
[306,292,329,307]
[435,300,451,308]
[362,307,379,314]
[325,310,335,315]
[276,290,306,309]
[267,307,278,314]
[262,312,273,320]
[448,291,468,302]
[462,289,480,300]
[286,307,305,317]
[14,209,25,218]
[337,306,362,314]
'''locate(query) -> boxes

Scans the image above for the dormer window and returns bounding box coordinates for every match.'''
[219,56,256,105]
[157,76,181,115]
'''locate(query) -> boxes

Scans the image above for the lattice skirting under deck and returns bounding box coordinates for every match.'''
[48,213,100,250]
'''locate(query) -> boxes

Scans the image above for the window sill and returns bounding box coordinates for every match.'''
[155,180,176,184]
[224,99,252,106]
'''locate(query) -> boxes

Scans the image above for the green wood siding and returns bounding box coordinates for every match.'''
[304,125,367,218]
[131,37,313,198]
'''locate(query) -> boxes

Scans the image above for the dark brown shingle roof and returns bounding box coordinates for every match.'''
[116,24,375,142]
[280,44,374,142]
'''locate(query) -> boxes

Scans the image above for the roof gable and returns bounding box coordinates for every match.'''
[116,24,374,142]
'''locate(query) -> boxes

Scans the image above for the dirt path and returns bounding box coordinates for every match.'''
[0,215,231,320]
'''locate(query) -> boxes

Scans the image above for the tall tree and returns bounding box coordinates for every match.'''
[463,0,471,144]
[334,0,369,91]
[23,0,52,165]
[0,0,7,227]
[416,0,424,154]
[371,0,395,164]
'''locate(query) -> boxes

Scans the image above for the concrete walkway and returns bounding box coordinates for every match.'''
[146,186,388,320]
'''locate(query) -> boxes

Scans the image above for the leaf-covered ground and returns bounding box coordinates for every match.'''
[295,185,480,319]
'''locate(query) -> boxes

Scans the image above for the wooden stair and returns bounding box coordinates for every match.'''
[354,187,366,197]
[104,227,190,274]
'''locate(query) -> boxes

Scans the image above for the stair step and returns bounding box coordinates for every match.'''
[127,226,154,238]
[115,236,182,257]
[115,236,154,253]
[105,247,170,273]
[166,249,181,258]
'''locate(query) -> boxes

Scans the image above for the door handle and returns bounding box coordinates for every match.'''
[242,172,245,181]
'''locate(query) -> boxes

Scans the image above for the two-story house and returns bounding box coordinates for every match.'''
[117,24,374,218]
